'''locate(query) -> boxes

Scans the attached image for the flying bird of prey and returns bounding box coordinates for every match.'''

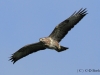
[9,8,87,64]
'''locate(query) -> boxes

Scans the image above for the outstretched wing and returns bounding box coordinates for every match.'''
[9,42,46,64]
[49,8,87,42]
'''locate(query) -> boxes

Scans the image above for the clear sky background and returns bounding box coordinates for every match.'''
[1,0,100,75]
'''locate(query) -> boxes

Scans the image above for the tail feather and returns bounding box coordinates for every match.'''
[60,46,69,50]
[56,46,69,52]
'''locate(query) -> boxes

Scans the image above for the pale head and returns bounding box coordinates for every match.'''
[39,37,47,43]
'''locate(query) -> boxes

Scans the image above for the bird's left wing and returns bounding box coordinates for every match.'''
[9,42,46,64]
[49,8,87,42]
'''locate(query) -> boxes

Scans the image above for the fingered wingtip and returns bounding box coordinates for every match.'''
[76,8,88,15]
[9,55,16,64]
[71,8,88,17]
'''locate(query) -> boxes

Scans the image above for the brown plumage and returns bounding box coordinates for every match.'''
[9,8,88,64]
[49,8,87,42]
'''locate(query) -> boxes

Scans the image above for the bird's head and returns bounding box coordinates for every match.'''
[39,37,47,43]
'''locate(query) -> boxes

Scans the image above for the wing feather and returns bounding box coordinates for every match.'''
[9,42,46,64]
[49,8,88,42]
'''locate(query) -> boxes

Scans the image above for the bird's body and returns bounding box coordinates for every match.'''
[9,8,88,64]
[39,37,67,51]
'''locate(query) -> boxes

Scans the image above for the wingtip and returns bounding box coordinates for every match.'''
[76,8,88,15]
[70,8,88,17]
[9,55,16,64]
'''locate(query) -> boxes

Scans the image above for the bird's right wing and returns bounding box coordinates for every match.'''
[49,8,87,42]
[9,42,46,64]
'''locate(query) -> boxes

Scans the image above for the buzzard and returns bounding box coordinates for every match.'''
[9,8,87,64]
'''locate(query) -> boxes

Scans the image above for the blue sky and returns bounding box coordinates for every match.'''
[1,0,100,75]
